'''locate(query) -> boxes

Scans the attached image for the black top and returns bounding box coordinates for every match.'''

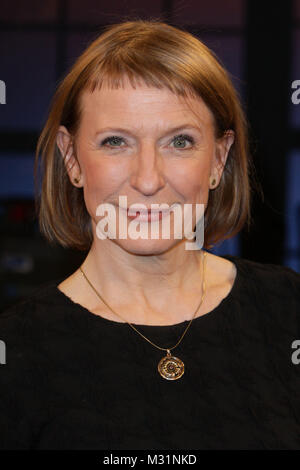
[0,254,300,450]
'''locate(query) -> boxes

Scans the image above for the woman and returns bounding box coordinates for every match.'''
[0,20,299,450]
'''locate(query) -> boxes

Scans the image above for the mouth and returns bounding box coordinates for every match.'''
[119,204,176,222]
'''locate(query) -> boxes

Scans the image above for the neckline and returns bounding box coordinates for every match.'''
[53,253,242,330]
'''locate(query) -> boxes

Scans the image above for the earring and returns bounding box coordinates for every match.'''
[73,177,80,184]
[210,177,216,187]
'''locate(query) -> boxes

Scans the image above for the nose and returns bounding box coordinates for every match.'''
[129,142,165,196]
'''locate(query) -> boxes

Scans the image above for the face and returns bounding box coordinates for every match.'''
[57,80,234,255]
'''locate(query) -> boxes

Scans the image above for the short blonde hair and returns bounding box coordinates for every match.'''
[35,19,259,251]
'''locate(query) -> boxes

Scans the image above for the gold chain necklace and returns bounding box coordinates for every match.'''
[79,250,207,381]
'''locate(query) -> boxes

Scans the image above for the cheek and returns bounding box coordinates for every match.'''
[170,161,210,202]
[81,157,124,202]
[82,163,119,222]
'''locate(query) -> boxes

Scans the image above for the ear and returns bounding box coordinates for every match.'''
[56,125,83,187]
[210,130,235,189]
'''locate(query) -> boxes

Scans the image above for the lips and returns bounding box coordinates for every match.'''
[128,208,167,221]
[127,208,170,215]
[118,205,175,222]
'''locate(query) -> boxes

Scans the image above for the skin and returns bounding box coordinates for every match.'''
[56,80,236,326]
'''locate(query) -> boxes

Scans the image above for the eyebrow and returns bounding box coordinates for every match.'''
[94,124,202,138]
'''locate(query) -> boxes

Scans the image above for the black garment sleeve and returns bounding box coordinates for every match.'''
[0,301,44,449]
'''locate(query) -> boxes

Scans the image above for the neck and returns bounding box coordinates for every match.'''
[81,238,205,317]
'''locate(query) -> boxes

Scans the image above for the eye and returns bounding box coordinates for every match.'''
[171,134,195,149]
[100,136,125,148]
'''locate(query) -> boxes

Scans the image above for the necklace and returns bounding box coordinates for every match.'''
[79,250,207,381]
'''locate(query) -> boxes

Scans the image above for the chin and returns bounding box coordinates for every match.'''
[112,237,182,255]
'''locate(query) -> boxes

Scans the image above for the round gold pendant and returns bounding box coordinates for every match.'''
[158,349,184,380]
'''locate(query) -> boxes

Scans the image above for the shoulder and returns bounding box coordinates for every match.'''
[225,254,300,294]
[0,278,74,390]
[223,255,300,336]
[0,282,64,449]
[0,279,64,338]
[209,252,300,309]
[219,254,300,325]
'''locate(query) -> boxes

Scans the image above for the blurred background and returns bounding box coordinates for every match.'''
[0,0,299,310]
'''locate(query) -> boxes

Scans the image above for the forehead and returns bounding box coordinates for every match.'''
[79,82,215,131]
